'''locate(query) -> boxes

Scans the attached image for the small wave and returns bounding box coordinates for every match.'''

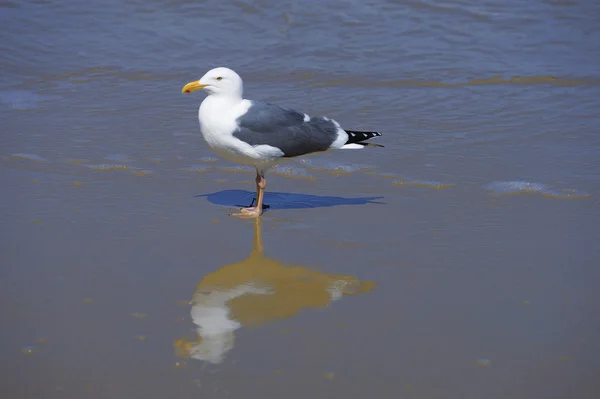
[198,156,220,163]
[298,159,376,175]
[84,164,131,171]
[104,153,134,163]
[310,75,596,89]
[369,171,453,189]
[132,170,152,176]
[392,178,454,189]
[11,153,46,162]
[0,90,47,110]
[484,181,590,199]
[180,165,213,173]
[368,172,398,179]
[216,166,254,174]
[270,165,316,180]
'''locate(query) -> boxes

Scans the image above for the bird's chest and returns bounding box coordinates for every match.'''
[197,109,236,147]
[197,99,260,164]
[196,114,242,162]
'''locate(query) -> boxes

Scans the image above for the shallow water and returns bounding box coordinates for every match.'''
[1,0,599,398]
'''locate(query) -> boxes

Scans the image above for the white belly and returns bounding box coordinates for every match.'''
[197,97,285,170]
[204,134,262,166]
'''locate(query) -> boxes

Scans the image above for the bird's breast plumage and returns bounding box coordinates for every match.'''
[197,97,277,167]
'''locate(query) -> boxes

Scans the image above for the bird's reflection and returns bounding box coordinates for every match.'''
[174,219,376,364]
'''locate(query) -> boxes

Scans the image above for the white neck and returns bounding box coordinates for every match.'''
[200,93,243,115]
[207,90,242,104]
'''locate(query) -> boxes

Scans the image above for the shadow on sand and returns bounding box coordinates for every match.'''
[196,189,384,211]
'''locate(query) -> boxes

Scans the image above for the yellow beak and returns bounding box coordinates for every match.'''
[181,81,206,94]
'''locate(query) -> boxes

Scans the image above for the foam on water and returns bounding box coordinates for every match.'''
[105,154,134,163]
[297,159,377,175]
[83,163,132,171]
[270,165,316,180]
[484,181,590,199]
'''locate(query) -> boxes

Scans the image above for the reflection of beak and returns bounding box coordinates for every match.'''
[173,338,196,358]
[182,81,206,94]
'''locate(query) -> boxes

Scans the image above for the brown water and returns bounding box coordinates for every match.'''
[1,0,600,398]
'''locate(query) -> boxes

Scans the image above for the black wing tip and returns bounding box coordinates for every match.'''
[344,130,383,144]
[346,130,382,135]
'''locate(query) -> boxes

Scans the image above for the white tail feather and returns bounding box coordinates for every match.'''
[340,143,364,149]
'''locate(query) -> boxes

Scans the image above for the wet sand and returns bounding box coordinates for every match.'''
[2,0,600,398]
[2,156,599,398]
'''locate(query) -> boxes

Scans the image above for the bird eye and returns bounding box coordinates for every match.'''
[216,77,223,81]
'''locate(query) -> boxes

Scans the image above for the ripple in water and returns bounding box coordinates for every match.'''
[180,165,213,173]
[198,156,219,163]
[484,181,590,199]
[0,90,48,110]
[392,178,454,189]
[84,163,131,171]
[369,171,454,189]
[217,165,254,174]
[10,153,47,162]
[21,345,36,355]
[270,165,316,180]
[297,159,376,175]
[132,170,152,176]
[368,172,397,179]
[104,153,134,163]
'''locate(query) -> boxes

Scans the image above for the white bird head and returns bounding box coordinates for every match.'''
[182,67,243,98]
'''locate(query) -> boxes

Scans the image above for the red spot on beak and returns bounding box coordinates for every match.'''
[185,90,191,93]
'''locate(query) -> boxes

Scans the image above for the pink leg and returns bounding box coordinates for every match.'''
[231,171,266,218]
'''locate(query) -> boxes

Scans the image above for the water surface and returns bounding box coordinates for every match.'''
[1,0,599,398]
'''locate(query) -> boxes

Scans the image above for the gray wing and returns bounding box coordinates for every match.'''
[233,101,341,158]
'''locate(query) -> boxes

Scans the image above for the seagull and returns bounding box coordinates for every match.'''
[182,67,382,217]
